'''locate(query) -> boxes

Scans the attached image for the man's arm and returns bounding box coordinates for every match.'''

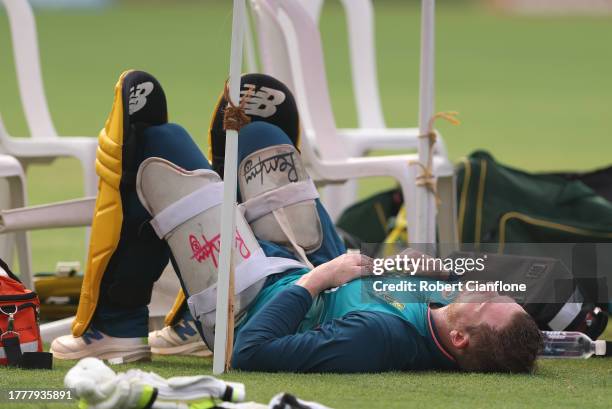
[232,285,415,372]
[232,254,417,373]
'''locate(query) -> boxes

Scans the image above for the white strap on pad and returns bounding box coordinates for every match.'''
[240,181,319,223]
[187,251,308,318]
[150,182,224,239]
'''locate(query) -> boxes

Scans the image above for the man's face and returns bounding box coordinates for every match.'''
[447,291,526,330]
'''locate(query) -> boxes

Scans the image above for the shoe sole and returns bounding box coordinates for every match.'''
[151,341,211,357]
[50,345,151,363]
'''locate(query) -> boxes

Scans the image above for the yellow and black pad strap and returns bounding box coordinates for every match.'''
[208,73,301,178]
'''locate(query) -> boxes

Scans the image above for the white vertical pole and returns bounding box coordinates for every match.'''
[213,0,246,375]
[243,4,259,73]
[416,0,436,245]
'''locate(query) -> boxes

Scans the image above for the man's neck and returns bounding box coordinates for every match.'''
[430,306,457,360]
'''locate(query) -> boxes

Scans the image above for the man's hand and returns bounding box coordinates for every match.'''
[296,253,373,297]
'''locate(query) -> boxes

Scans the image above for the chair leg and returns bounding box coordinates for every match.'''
[397,175,419,246]
[40,317,74,343]
[0,179,15,268]
[319,143,364,222]
[0,233,14,268]
[320,181,358,222]
[14,230,32,288]
[437,174,458,256]
[7,175,33,289]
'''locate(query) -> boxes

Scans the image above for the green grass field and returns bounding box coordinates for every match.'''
[0,1,611,408]
[0,354,610,409]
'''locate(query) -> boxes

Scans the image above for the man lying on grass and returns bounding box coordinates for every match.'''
[51,71,542,374]
[232,253,542,373]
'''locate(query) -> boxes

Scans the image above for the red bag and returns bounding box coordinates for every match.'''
[0,259,50,368]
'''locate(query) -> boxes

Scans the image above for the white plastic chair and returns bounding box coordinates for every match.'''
[252,0,454,223]
[0,0,98,198]
[251,0,457,245]
[0,154,32,289]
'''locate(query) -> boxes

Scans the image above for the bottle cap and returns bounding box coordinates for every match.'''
[594,340,606,356]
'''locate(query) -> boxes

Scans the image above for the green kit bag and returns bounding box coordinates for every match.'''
[457,150,612,247]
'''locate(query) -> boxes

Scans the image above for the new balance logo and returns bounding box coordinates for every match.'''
[241,84,286,118]
[173,319,198,341]
[82,328,105,345]
[128,81,154,115]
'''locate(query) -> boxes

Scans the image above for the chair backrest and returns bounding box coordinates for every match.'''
[251,0,295,91]
[253,0,347,160]
[337,0,385,129]
[264,0,386,129]
[2,0,58,138]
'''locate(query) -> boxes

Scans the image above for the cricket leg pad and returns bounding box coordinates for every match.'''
[237,122,325,266]
[73,70,169,337]
[137,157,305,349]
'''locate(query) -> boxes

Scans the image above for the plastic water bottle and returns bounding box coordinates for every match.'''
[540,331,609,359]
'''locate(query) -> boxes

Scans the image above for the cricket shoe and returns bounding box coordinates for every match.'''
[50,328,151,363]
[148,318,211,357]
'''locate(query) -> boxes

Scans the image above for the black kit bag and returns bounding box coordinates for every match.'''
[450,249,608,339]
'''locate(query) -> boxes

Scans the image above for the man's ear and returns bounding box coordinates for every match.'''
[450,329,469,350]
